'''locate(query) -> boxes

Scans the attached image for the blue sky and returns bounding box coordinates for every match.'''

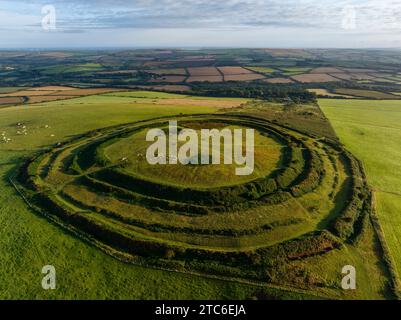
[0,0,401,48]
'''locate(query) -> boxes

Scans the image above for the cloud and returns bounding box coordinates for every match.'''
[2,0,401,31]
[1,0,401,47]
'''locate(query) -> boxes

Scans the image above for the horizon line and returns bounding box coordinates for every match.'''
[0,46,401,51]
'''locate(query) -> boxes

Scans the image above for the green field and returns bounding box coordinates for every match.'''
[0,92,278,299]
[247,67,277,74]
[320,99,401,292]
[279,67,312,76]
[0,90,393,300]
[104,125,282,188]
[40,63,104,75]
[1,91,344,300]
[102,91,250,102]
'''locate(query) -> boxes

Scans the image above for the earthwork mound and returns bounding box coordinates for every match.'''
[16,114,372,285]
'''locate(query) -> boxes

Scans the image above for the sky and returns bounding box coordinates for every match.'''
[1,0,401,48]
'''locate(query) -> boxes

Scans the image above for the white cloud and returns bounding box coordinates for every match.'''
[1,0,401,47]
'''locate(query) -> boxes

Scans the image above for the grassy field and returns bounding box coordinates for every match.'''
[0,92,293,299]
[279,67,312,74]
[40,63,104,75]
[291,74,340,83]
[102,90,249,103]
[104,125,282,188]
[320,99,401,284]
[246,67,277,74]
[0,172,295,299]
[0,90,391,299]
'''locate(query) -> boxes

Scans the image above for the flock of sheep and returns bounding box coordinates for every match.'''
[1,123,54,144]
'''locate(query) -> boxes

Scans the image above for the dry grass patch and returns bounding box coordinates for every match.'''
[310,67,344,74]
[349,73,377,81]
[48,88,122,96]
[1,90,57,97]
[333,88,399,99]
[27,86,76,91]
[186,76,223,83]
[157,99,245,108]
[0,86,123,106]
[188,67,220,76]
[263,77,294,84]
[136,85,191,92]
[291,73,340,83]
[217,67,253,75]
[331,73,354,81]
[26,96,79,104]
[0,97,24,105]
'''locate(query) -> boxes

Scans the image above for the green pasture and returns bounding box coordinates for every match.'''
[0,92,391,299]
[0,92,276,299]
[104,125,282,188]
[320,98,401,285]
